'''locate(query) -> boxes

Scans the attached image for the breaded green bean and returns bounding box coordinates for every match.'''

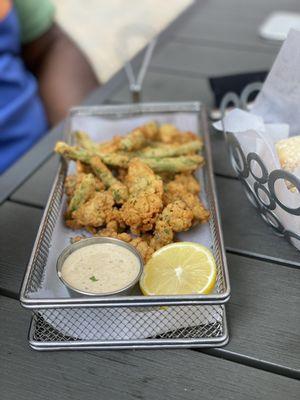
[55,142,90,163]
[74,133,202,165]
[75,131,98,152]
[75,131,118,153]
[75,133,130,168]
[143,155,204,173]
[99,152,129,168]
[119,129,147,151]
[55,142,204,173]
[136,140,202,158]
[89,156,128,203]
[55,141,129,168]
[55,142,128,203]
[67,173,96,216]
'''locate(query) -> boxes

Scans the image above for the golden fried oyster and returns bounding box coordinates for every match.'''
[151,200,194,249]
[96,228,154,262]
[72,191,115,228]
[163,173,209,224]
[129,237,155,262]
[97,228,132,242]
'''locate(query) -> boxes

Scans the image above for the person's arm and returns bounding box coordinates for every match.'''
[22,23,99,125]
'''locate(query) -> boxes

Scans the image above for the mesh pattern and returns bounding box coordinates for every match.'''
[25,162,67,294]
[204,168,226,294]
[31,305,225,345]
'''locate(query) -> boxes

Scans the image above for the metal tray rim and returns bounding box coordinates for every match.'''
[20,101,230,308]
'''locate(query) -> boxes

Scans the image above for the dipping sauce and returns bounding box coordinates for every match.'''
[59,243,141,294]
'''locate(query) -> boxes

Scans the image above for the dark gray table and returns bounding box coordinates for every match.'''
[0,1,299,399]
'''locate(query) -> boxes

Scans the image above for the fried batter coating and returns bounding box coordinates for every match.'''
[72,191,115,228]
[96,230,154,262]
[76,160,92,174]
[129,237,155,262]
[158,124,179,144]
[122,194,163,234]
[89,156,128,203]
[97,228,132,242]
[171,173,201,194]
[137,140,202,158]
[182,193,210,223]
[121,159,163,233]
[143,155,204,173]
[119,128,147,151]
[163,173,209,223]
[124,158,163,196]
[65,174,81,198]
[120,121,159,149]
[99,136,122,154]
[67,173,96,217]
[162,200,194,231]
[164,189,209,224]
[151,200,194,249]
[65,173,104,199]
[159,124,199,144]
[140,121,159,140]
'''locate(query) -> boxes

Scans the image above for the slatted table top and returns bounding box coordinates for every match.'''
[0,1,299,399]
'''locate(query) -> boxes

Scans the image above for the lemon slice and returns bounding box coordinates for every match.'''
[140,242,217,296]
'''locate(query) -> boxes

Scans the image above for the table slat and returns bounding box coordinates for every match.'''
[193,0,300,23]
[0,202,43,296]
[11,155,60,208]
[0,295,299,400]
[151,40,275,78]
[173,15,280,53]
[219,253,300,375]
[110,70,213,105]
[217,177,300,266]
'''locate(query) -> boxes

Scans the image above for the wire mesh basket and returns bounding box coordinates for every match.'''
[20,102,230,350]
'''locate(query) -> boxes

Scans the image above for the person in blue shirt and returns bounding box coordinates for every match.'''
[0,0,99,174]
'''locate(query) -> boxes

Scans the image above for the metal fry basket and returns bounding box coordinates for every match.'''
[20,102,230,350]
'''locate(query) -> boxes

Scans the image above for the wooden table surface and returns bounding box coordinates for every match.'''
[1,1,299,399]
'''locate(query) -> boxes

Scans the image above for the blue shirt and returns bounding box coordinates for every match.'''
[0,4,48,174]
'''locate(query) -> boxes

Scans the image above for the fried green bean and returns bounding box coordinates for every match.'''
[55,142,128,203]
[75,131,117,153]
[76,132,130,167]
[55,142,90,163]
[89,156,128,203]
[55,141,204,173]
[136,140,203,158]
[75,131,98,152]
[143,155,204,173]
[55,141,129,168]
[67,173,96,216]
[119,128,147,151]
[74,132,202,165]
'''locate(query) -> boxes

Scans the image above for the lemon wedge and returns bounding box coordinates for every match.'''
[140,242,217,296]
